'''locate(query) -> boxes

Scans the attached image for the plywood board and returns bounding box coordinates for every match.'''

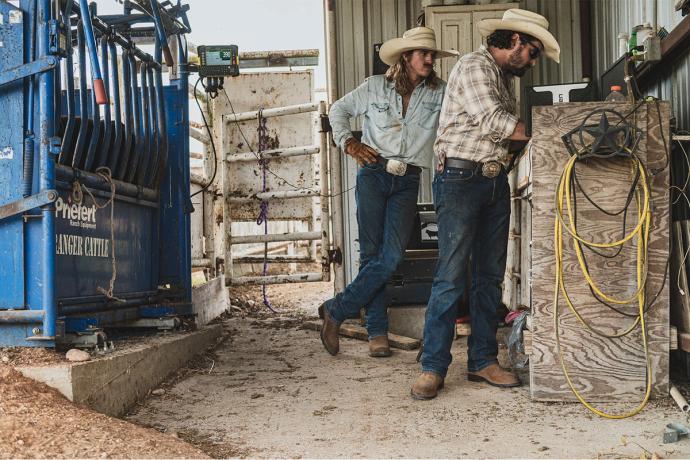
[529,101,670,402]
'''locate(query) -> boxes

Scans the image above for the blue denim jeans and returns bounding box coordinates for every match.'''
[421,165,510,377]
[326,162,419,339]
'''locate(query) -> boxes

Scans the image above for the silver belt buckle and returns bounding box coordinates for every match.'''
[481,161,502,178]
[385,159,407,176]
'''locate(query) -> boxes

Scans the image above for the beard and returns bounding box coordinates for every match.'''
[505,48,530,77]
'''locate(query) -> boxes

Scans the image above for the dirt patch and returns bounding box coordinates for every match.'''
[0,366,207,459]
[0,347,64,367]
[228,279,331,319]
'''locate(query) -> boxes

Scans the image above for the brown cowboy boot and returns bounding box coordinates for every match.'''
[320,302,340,356]
[368,335,392,358]
[467,363,520,388]
[410,372,444,400]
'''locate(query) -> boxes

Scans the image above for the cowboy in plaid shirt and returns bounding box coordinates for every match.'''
[412,9,561,400]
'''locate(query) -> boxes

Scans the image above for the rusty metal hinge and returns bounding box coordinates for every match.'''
[320,114,332,133]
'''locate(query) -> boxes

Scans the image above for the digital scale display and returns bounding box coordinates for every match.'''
[205,50,233,66]
[198,45,240,77]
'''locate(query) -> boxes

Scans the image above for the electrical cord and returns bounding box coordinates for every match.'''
[554,150,652,418]
[190,77,217,198]
[671,133,690,296]
[553,104,665,418]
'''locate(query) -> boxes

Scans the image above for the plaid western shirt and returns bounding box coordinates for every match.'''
[433,46,518,172]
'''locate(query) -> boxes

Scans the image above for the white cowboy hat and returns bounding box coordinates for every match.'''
[477,9,560,63]
[379,27,459,66]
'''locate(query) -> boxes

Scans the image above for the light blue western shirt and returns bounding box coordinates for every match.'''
[329,74,446,169]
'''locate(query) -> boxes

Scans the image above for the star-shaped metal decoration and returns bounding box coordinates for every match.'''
[583,112,629,157]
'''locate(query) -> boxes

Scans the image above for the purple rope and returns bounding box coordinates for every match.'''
[257,109,278,313]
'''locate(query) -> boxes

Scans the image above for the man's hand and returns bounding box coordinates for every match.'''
[345,138,379,166]
[507,120,530,142]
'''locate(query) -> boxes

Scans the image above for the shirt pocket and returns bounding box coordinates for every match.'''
[367,101,395,129]
[418,101,442,129]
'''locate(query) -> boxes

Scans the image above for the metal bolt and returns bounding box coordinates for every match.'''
[47,191,58,201]
[32,327,41,335]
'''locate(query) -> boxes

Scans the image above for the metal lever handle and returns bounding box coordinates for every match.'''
[78,0,107,104]
[149,0,174,67]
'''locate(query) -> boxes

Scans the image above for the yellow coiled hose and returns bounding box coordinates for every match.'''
[553,152,652,419]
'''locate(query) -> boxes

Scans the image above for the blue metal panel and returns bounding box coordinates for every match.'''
[159,79,191,302]
[54,186,157,298]
[0,2,26,310]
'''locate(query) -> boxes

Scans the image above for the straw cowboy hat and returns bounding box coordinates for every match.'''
[379,27,459,66]
[477,8,560,63]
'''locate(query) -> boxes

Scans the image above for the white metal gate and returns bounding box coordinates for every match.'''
[216,71,331,286]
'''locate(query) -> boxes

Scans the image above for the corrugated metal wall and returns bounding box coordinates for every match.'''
[521,0,583,87]
[335,0,583,97]
[335,0,423,98]
[591,0,690,130]
[335,0,422,282]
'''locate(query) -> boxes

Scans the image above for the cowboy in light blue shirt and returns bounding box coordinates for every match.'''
[329,72,446,169]
[319,27,456,359]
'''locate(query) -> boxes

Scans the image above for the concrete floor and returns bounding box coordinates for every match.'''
[126,315,690,459]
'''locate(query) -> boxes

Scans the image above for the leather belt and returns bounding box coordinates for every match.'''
[376,157,422,175]
[444,158,503,178]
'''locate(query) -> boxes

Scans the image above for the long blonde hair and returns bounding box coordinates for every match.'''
[385,51,440,96]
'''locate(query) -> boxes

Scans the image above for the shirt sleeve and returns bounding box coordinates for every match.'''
[455,60,518,143]
[328,79,371,150]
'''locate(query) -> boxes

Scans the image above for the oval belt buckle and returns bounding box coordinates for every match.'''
[482,161,501,178]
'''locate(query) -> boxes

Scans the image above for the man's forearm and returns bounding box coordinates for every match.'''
[507,120,529,141]
[329,102,355,150]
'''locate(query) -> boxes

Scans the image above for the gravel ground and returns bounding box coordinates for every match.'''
[125,282,690,459]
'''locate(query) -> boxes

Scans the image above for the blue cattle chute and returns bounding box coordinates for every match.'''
[0,0,192,347]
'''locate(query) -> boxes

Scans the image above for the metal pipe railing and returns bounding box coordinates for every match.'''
[135,61,151,186]
[144,64,158,186]
[226,145,319,163]
[324,0,345,292]
[227,190,320,202]
[149,0,174,66]
[224,102,321,123]
[78,0,107,104]
[58,0,76,167]
[56,164,158,202]
[68,1,161,69]
[231,273,324,286]
[318,101,331,282]
[0,310,45,324]
[152,38,168,186]
[38,0,57,339]
[231,231,322,245]
[73,22,88,169]
[117,49,134,180]
[83,45,102,172]
[22,0,38,197]
[96,36,112,169]
[126,52,143,183]
[58,290,158,307]
[107,38,123,173]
